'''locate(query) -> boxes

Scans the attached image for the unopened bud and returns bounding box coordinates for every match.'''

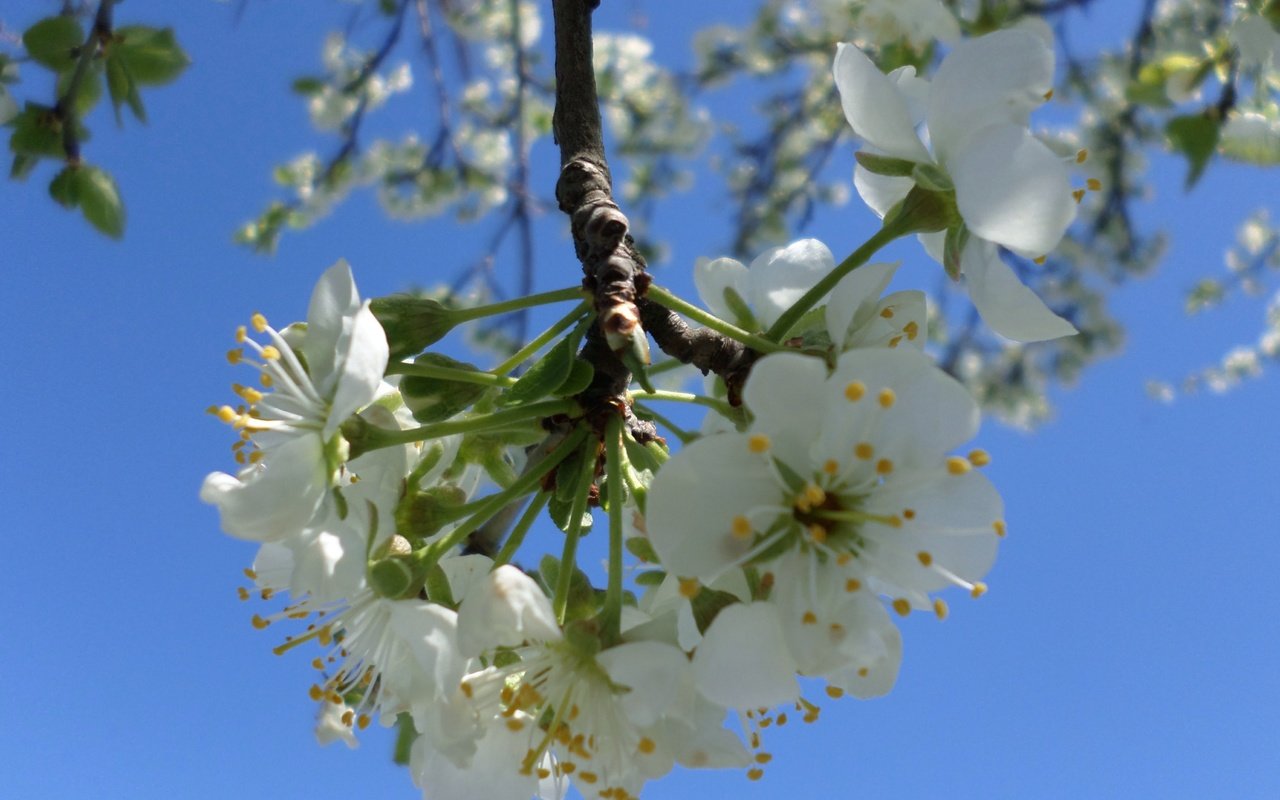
[395,485,470,540]
[370,295,461,360]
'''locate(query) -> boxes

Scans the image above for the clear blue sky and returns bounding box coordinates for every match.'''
[2,1,1277,798]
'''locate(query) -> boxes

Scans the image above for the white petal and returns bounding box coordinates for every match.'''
[411,718,547,800]
[951,124,1075,256]
[825,261,899,350]
[748,238,835,328]
[927,28,1054,163]
[693,603,799,709]
[456,565,561,656]
[385,601,466,700]
[200,434,327,541]
[962,239,1077,342]
[834,43,931,162]
[854,164,914,220]
[324,301,390,437]
[304,259,362,396]
[741,351,830,469]
[598,641,694,727]
[842,290,928,351]
[438,553,496,602]
[693,257,751,326]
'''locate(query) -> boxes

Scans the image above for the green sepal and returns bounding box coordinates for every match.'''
[855,151,917,177]
[23,16,84,72]
[620,348,656,394]
[400,354,489,423]
[368,557,415,599]
[369,295,461,359]
[690,588,739,634]
[625,536,659,563]
[633,570,665,588]
[882,184,958,236]
[538,555,600,623]
[721,286,758,331]
[911,162,953,192]
[395,484,469,541]
[392,714,418,766]
[943,224,969,281]
[423,562,455,607]
[1166,112,1221,190]
[502,335,576,406]
[113,26,190,86]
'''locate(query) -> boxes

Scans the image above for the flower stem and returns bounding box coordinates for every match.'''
[384,360,515,387]
[633,403,695,444]
[493,491,551,567]
[646,285,785,355]
[349,398,576,454]
[453,287,585,323]
[493,301,590,376]
[420,427,590,566]
[763,222,904,343]
[602,413,625,638]
[632,388,736,419]
[553,440,599,624]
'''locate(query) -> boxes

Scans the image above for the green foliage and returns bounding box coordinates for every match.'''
[401,355,490,423]
[44,163,125,238]
[501,336,576,406]
[23,16,85,72]
[112,26,190,86]
[1166,113,1222,190]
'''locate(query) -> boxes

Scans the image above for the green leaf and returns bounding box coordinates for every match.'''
[291,76,326,95]
[104,54,145,124]
[548,495,593,534]
[400,354,490,423]
[624,536,658,563]
[73,165,125,238]
[10,153,39,181]
[554,358,594,397]
[943,224,968,281]
[689,588,739,634]
[501,336,575,406]
[633,570,665,587]
[57,60,103,116]
[1166,113,1221,190]
[854,151,917,177]
[23,16,84,72]
[48,165,80,208]
[114,26,190,86]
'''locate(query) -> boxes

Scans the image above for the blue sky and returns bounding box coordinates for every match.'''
[2,1,1278,798]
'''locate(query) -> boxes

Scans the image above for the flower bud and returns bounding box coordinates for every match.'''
[395,484,470,541]
[369,295,461,360]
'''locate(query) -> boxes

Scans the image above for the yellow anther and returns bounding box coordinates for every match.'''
[578,772,598,784]
[855,442,874,460]
[1086,177,1102,191]
[341,709,355,726]
[678,578,701,599]
[560,762,576,775]
[226,348,243,364]
[260,345,281,360]
[308,684,324,701]
[251,313,268,333]
[904,321,920,341]
[1043,88,1054,101]
[878,388,896,408]
[237,587,250,601]
[251,613,270,630]
[747,768,765,781]
[1072,188,1086,203]
[857,667,869,678]
[844,380,866,401]
[243,568,257,580]
[916,551,933,567]
[755,752,774,764]
[1034,255,1048,265]
[357,714,370,730]
[823,459,840,475]
[505,718,525,732]
[880,307,895,319]
[776,713,788,726]
[933,598,949,620]
[537,768,551,780]
[248,451,264,465]
[845,578,862,593]
[808,524,828,544]
[236,385,264,404]
[311,658,324,670]
[835,552,853,566]
[947,456,972,475]
[235,325,248,343]
[802,611,818,625]
[903,508,916,520]
[234,451,247,466]
[968,449,991,467]
[876,458,894,475]
[892,598,911,617]
[731,515,753,540]
[460,681,473,698]
[889,336,902,348]
[748,434,771,453]
[825,685,845,699]
[260,373,273,387]
[1076,148,1089,163]
[971,582,988,598]
[993,520,1007,537]
[804,484,826,506]
[638,737,656,755]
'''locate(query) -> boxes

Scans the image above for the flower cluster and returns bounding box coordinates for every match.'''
[204,23,1082,800]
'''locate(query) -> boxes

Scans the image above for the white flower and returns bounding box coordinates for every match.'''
[201,260,389,542]
[855,0,960,48]
[835,26,1079,341]
[648,349,1004,693]
[315,701,360,749]
[1229,13,1280,72]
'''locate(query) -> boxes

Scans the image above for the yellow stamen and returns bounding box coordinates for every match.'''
[308,684,324,701]
[1073,188,1086,203]
[857,667,869,678]
[1043,88,1054,101]
[748,433,771,453]
[731,515,753,540]
[802,611,818,625]
[216,405,237,424]
[916,551,933,567]
[260,345,281,360]
[835,552,853,566]
[889,335,902,348]
[357,714,370,730]
[878,388,896,408]
[1034,255,1048,265]
[823,458,840,475]
[826,685,845,699]
[235,325,247,343]
[1086,177,1102,191]
[678,578,701,599]
[844,380,866,401]
[947,456,972,475]
[971,582,988,599]
[251,313,268,333]
[638,737,656,755]
[844,578,861,593]
[855,442,874,460]
[803,484,826,506]
[1076,148,1089,163]
[933,598,949,620]
[892,598,911,617]
[226,348,243,364]
[876,458,894,475]
[968,449,991,467]
[251,614,270,630]
[880,307,894,319]
[904,321,919,341]
[993,520,1007,537]
[747,768,765,781]
[755,752,773,764]
[903,508,916,520]
[808,524,828,544]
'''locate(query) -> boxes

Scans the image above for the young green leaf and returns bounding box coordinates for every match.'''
[48,165,81,208]
[1166,113,1221,190]
[73,166,125,238]
[114,26,190,86]
[501,335,575,406]
[23,16,84,72]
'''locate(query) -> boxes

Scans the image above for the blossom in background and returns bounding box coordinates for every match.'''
[835,25,1079,341]
[647,348,1004,707]
[201,260,389,541]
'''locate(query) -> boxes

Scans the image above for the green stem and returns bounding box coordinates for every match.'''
[419,427,590,565]
[553,439,598,624]
[353,398,576,453]
[493,301,590,376]
[646,285,785,354]
[453,287,584,323]
[647,359,687,377]
[632,402,695,444]
[763,223,904,342]
[633,388,736,419]
[493,491,551,567]
[602,414,625,638]
[385,360,515,388]
[58,0,116,162]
